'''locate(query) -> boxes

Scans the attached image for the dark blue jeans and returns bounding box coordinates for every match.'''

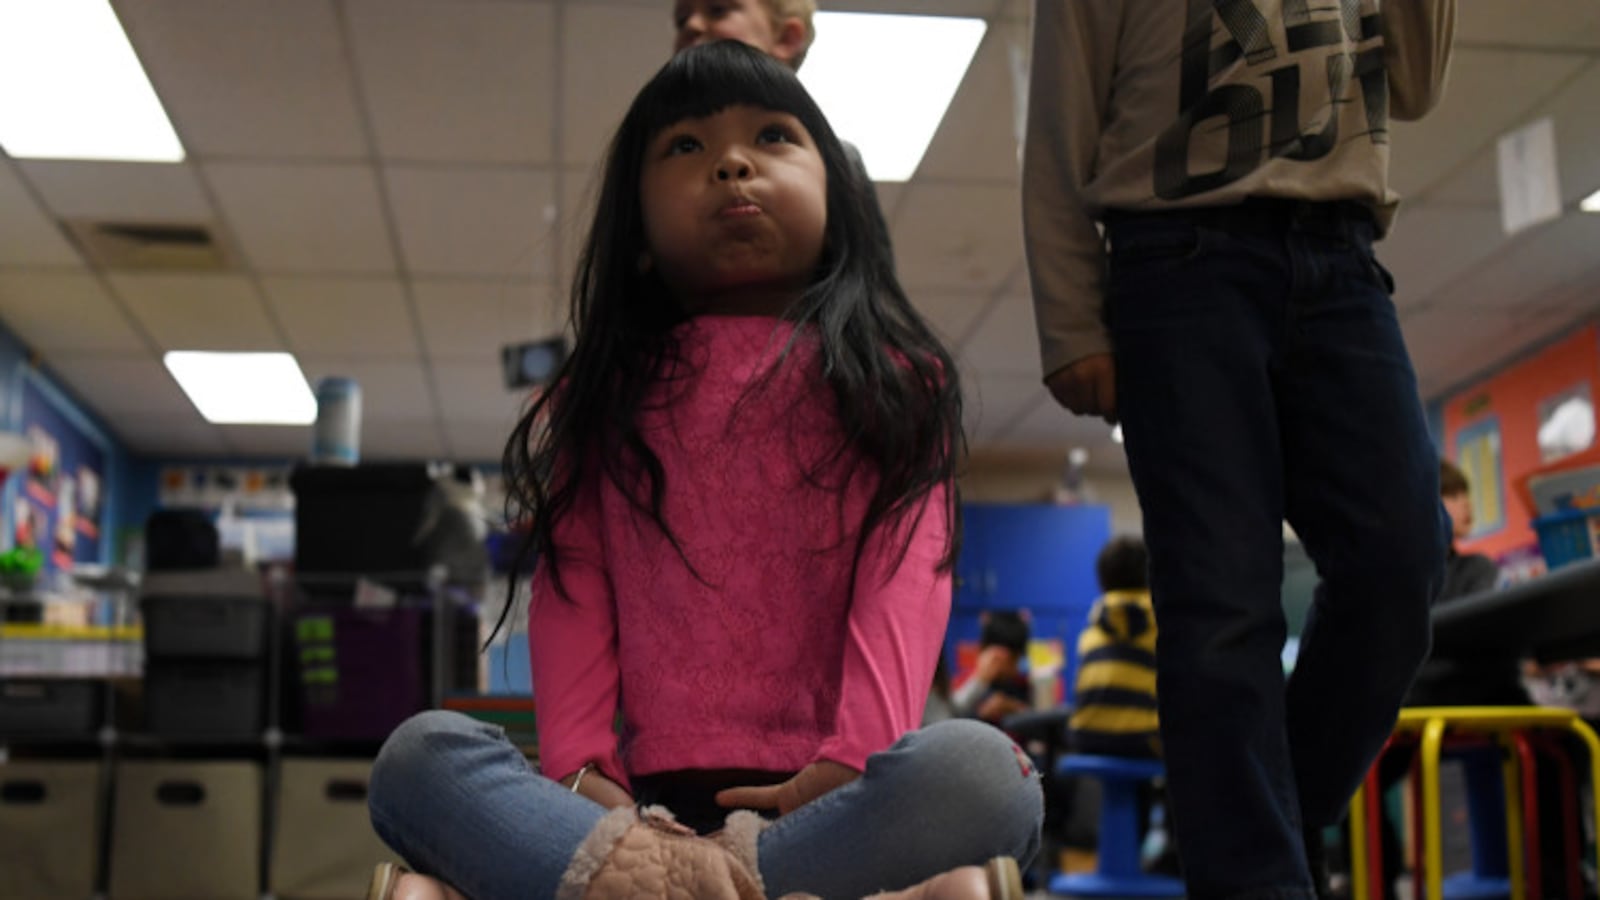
[1105,200,1448,900]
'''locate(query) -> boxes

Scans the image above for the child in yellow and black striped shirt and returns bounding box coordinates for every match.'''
[1069,535,1159,758]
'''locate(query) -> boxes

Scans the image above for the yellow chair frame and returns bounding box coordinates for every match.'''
[1347,707,1600,900]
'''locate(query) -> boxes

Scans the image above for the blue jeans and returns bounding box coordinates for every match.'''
[368,712,1042,900]
[1105,200,1447,900]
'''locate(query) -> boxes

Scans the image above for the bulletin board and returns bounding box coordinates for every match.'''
[12,375,108,571]
[1442,324,1600,562]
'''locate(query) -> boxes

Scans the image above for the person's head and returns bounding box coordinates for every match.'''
[1440,459,1473,542]
[980,611,1030,659]
[1096,534,1149,593]
[502,41,962,609]
[672,0,816,70]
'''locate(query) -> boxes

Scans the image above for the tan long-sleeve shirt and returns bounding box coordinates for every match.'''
[1022,0,1456,378]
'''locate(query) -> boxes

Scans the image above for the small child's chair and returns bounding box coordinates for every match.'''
[1047,755,1184,898]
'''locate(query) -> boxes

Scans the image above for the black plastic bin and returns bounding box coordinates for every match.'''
[141,595,268,661]
[144,662,265,739]
[0,679,104,739]
[291,464,437,576]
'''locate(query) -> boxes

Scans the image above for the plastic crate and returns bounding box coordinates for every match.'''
[142,595,268,661]
[1533,508,1600,570]
[0,679,103,739]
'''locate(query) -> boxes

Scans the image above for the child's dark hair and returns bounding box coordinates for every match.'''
[1439,459,1469,497]
[501,40,963,613]
[1096,534,1149,592]
[980,611,1030,657]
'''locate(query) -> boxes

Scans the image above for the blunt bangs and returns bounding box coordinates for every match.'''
[625,41,837,154]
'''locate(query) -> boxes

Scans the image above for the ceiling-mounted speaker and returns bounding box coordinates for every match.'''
[501,337,567,389]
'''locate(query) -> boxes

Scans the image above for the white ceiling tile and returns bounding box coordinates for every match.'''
[1419,148,1500,208]
[957,292,1042,379]
[296,359,438,423]
[0,165,81,266]
[105,413,228,457]
[914,21,1025,183]
[17,161,213,223]
[892,184,1022,293]
[1380,204,1506,308]
[260,276,420,359]
[1547,64,1600,207]
[116,0,367,159]
[214,425,313,459]
[560,5,667,166]
[1390,49,1589,198]
[961,370,1045,441]
[912,289,994,347]
[0,272,146,353]
[433,361,527,423]
[438,419,513,464]
[1423,213,1600,314]
[1421,62,1600,211]
[1457,1,1600,49]
[359,419,447,462]
[44,355,196,418]
[413,279,558,361]
[108,272,282,352]
[1004,400,1126,460]
[346,0,555,164]
[386,167,555,278]
[205,163,397,274]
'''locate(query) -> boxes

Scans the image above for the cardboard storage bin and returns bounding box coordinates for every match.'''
[109,760,261,900]
[270,758,399,899]
[0,761,102,900]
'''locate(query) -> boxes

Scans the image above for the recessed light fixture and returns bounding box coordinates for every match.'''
[799,12,986,182]
[164,352,316,425]
[0,0,184,162]
[1581,188,1600,214]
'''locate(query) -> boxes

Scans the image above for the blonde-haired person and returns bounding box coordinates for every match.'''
[672,0,816,69]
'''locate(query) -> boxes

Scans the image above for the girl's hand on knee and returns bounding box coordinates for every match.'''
[714,760,859,815]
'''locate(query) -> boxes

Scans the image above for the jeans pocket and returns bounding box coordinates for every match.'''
[1368,254,1396,295]
[1108,223,1206,269]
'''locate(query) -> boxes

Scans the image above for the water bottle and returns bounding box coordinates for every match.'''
[311,377,361,466]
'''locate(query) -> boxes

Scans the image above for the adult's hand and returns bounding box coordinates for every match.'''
[1046,354,1117,424]
[714,760,860,816]
[562,766,634,809]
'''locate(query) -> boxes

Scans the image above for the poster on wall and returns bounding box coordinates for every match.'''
[1455,416,1505,541]
[14,376,108,571]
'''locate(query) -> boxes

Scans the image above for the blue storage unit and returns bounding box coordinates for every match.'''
[1532,507,1600,570]
[948,503,1112,700]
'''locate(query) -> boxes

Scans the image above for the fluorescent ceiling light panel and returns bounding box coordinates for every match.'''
[164,352,317,425]
[0,0,184,162]
[1582,188,1600,213]
[800,12,985,183]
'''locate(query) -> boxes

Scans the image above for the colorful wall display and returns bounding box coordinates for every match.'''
[1442,324,1600,563]
[13,373,110,572]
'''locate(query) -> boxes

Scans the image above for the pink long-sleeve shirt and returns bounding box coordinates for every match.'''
[529,315,952,790]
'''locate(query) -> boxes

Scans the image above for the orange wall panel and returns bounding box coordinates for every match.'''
[1442,324,1600,561]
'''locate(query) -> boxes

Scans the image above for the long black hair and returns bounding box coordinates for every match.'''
[502,40,963,613]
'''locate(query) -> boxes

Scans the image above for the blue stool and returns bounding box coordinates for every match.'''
[1440,744,1511,900]
[1048,755,1184,898]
